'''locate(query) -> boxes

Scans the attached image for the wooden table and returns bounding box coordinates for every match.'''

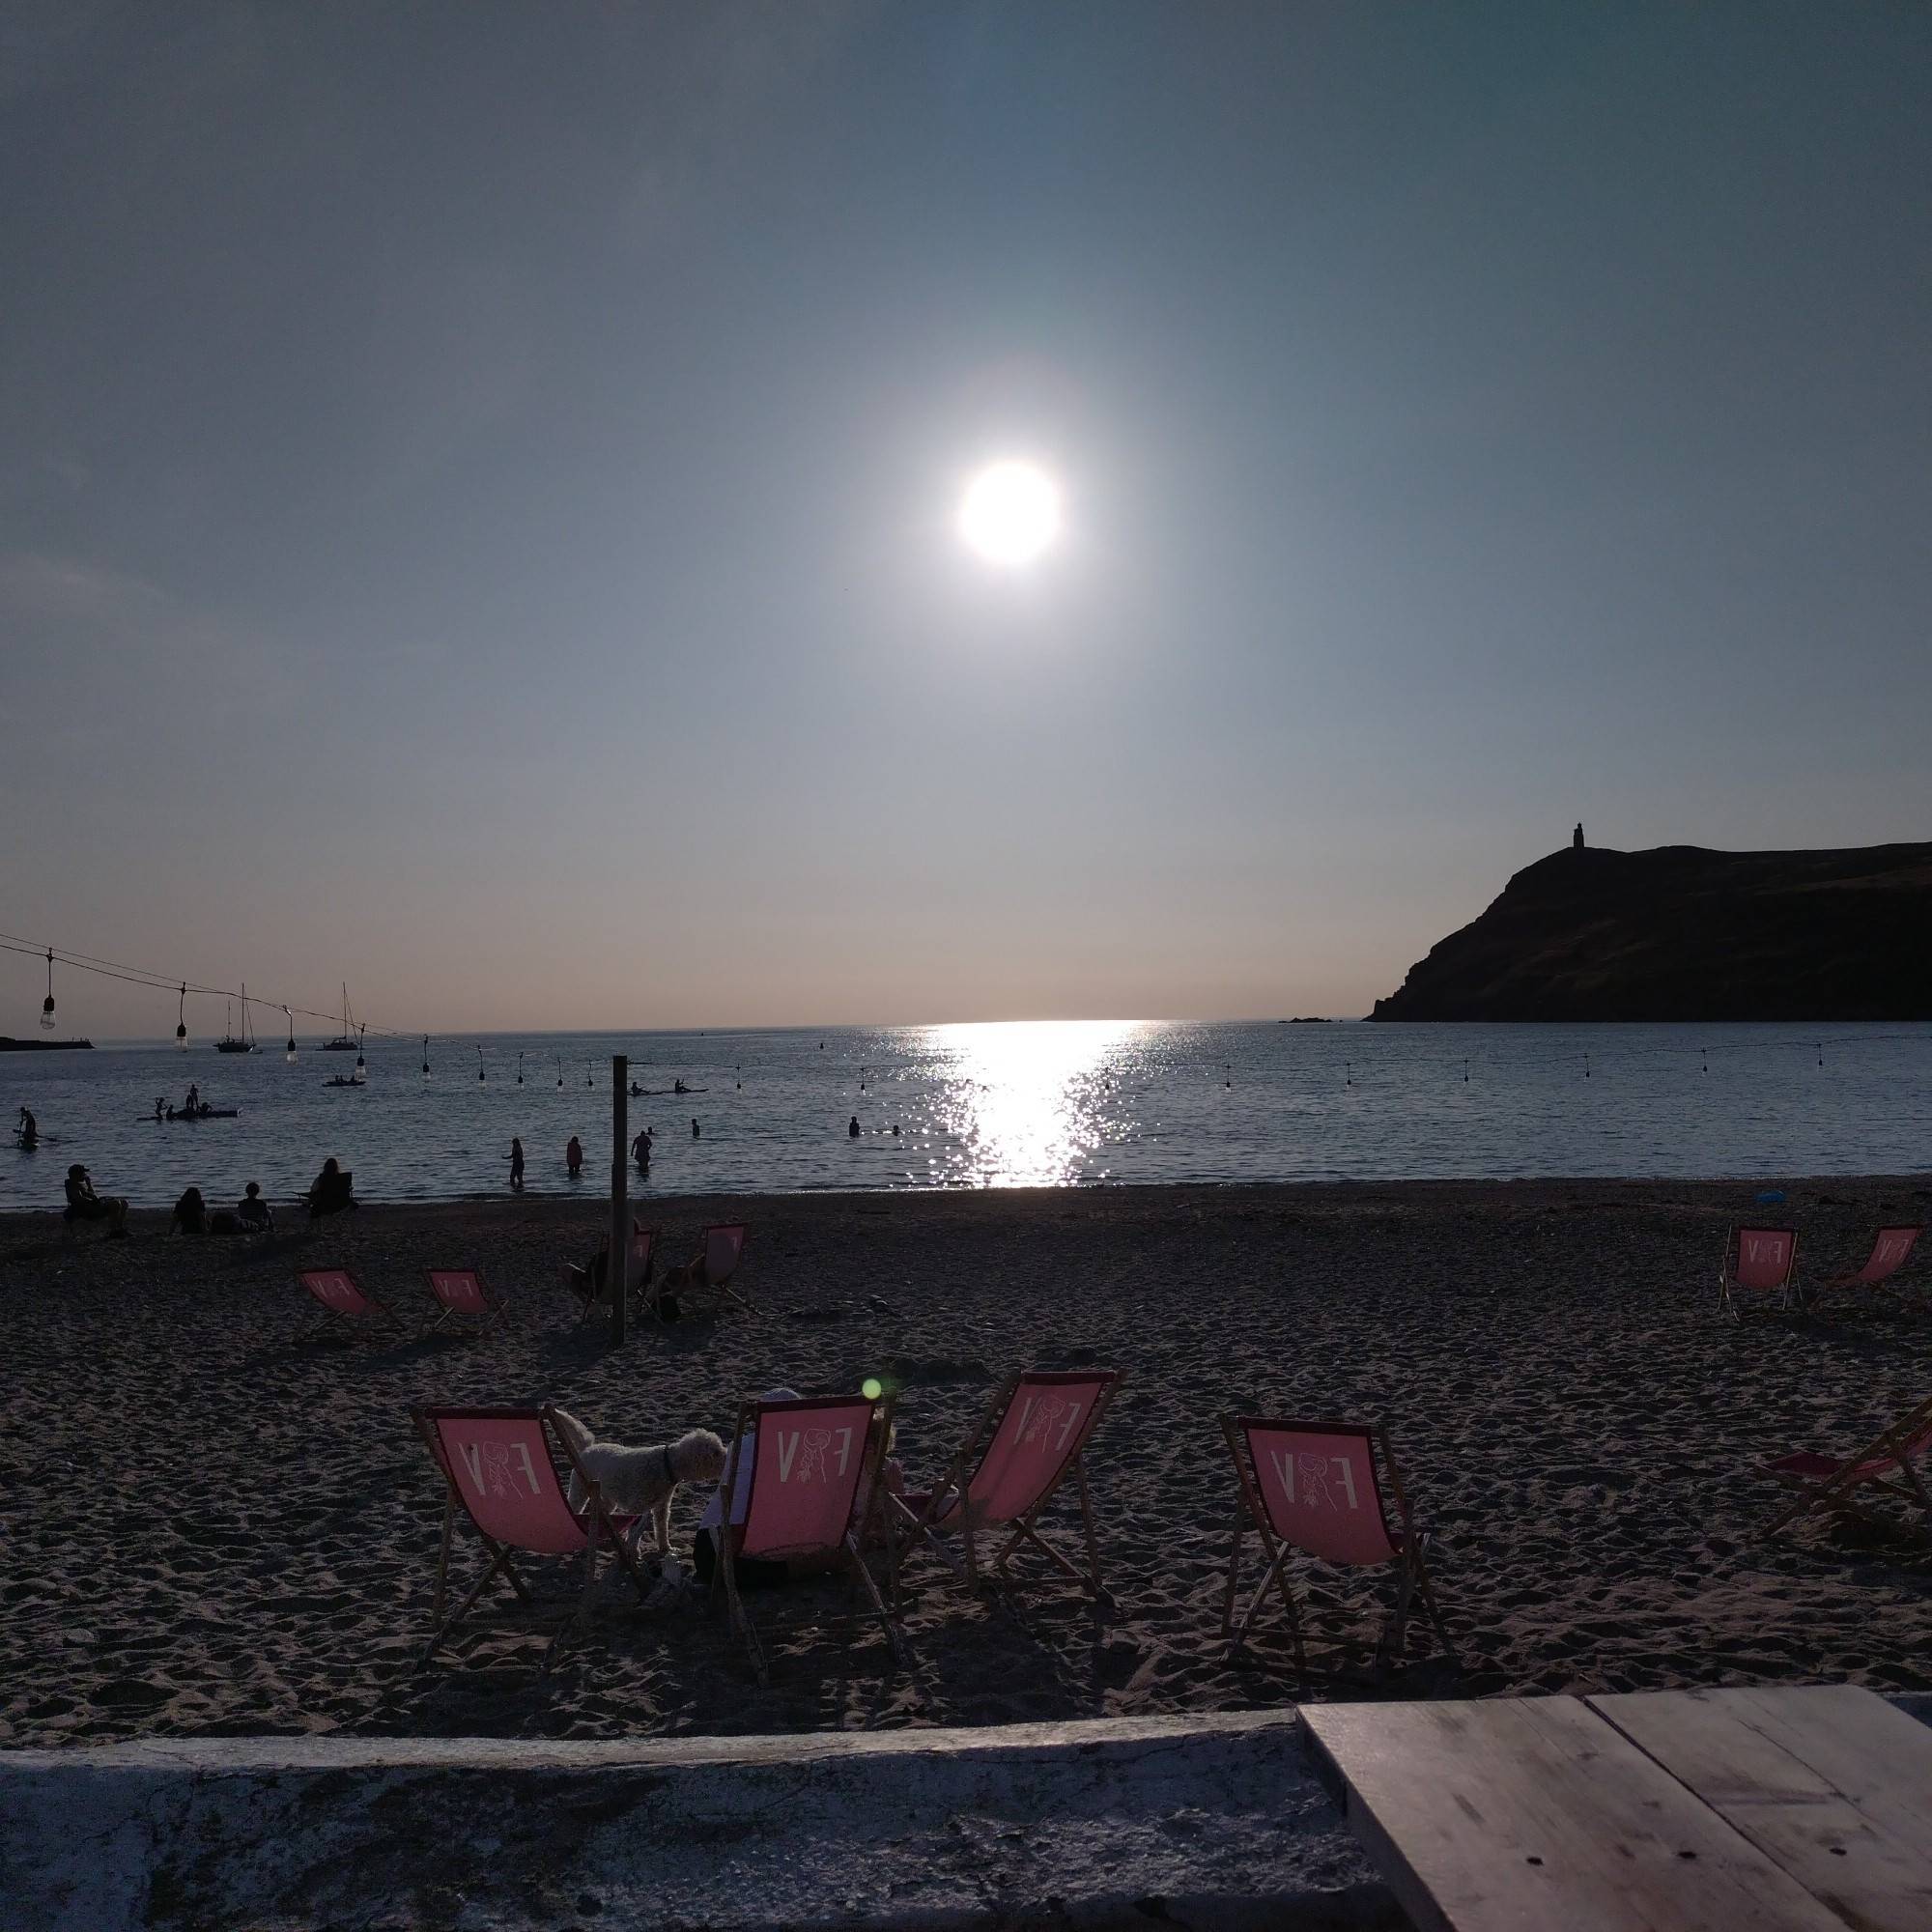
[1300,1684,1932,1932]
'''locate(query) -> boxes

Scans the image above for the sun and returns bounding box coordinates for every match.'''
[958,462,1062,567]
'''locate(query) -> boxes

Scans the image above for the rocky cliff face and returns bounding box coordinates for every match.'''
[1368,841,1932,1021]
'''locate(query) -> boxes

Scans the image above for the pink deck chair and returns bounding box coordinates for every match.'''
[1814,1225,1925,1314]
[693,1222,751,1314]
[1718,1225,1800,1320]
[1758,1393,1932,1546]
[714,1390,902,1684]
[294,1267,400,1344]
[893,1369,1123,1608]
[420,1266,507,1336]
[413,1404,649,1668]
[1218,1414,1458,1675]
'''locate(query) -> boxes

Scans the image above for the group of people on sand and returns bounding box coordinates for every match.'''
[170,1180,277,1236]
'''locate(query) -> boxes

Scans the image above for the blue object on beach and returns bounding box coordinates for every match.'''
[1756,1189,1786,1203]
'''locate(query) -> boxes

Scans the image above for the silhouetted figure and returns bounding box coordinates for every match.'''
[306,1156,356,1219]
[1573,822,1584,850]
[16,1107,37,1149]
[629,1080,642,1097]
[172,1186,207,1236]
[566,1135,583,1179]
[64,1164,128,1236]
[848,1116,861,1138]
[236,1180,273,1232]
[690,1117,700,1139]
[632,1126,652,1172]
[184,1082,201,1116]
[509,1137,525,1191]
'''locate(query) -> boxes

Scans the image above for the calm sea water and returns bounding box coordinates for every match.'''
[4,1020,1929,1212]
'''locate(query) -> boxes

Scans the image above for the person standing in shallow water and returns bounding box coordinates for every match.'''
[509,1138,525,1191]
[690,1118,700,1139]
[632,1125,651,1173]
[848,1116,861,1138]
[565,1134,582,1179]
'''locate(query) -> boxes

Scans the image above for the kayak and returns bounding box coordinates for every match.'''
[155,1107,241,1122]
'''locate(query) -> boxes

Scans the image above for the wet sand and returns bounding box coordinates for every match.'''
[3,1177,1930,1746]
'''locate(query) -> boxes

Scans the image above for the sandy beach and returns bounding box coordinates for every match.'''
[3,1178,1929,1747]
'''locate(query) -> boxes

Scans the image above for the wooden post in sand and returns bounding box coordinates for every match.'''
[611,1055,628,1343]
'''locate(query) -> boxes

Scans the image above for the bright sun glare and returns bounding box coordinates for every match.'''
[958,462,1062,567]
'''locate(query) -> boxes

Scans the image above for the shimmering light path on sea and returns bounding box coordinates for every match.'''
[3,1020,1929,1210]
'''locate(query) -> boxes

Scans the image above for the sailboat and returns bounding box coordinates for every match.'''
[214,985,259,1054]
[322,983,358,1050]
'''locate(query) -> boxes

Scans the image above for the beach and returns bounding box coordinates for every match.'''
[3,1178,1929,1747]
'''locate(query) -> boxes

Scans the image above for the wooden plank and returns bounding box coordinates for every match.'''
[1300,1696,1845,1932]
[1591,1685,1932,1932]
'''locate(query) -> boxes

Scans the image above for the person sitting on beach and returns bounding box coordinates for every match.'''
[566,1135,583,1179]
[692,1389,795,1590]
[305,1156,355,1219]
[236,1181,273,1232]
[691,1396,902,1585]
[63,1164,128,1236]
[172,1185,207,1236]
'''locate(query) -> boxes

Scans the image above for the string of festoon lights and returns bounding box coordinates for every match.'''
[0,928,459,1080]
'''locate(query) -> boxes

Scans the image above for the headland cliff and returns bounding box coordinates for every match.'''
[1369,840,1932,1021]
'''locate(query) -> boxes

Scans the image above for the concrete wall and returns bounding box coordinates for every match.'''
[0,1711,1402,1932]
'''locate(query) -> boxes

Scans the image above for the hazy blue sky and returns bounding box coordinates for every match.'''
[4,3,1928,1037]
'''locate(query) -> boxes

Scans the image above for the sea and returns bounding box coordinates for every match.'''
[4,1019,1929,1212]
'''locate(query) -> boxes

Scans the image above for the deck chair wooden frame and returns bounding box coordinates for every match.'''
[413,1403,650,1670]
[1718,1225,1801,1321]
[294,1267,401,1345]
[677,1223,753,1318]
[710,1391,903,1687]
[1809,1225,1925,1317]
[419,1266,508,1337]
[1217,1413,1458,1677]
[1757,1393,1932,1547]
[891,1369,1123,1612]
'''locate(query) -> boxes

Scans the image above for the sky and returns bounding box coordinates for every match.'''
[3,2,1929,1038]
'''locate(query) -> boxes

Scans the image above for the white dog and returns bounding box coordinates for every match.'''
[549,1407,729,1555]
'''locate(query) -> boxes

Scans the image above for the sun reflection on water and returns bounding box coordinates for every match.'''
[922,1019,1147,1185]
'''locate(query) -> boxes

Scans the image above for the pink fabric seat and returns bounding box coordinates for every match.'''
[895,1369,1122,1604]
[294,1267,399,1344]
[414,1404,650,1668]
[1814,1226,1925,1314]
[1758,1394,1932,1546]
[1219,1414,1458,1675]
[421,1267,506,1336]
[1718,1226,1800,1320]
[715,1391,902,1684]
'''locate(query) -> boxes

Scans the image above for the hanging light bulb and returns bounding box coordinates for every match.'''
[284,1007,298,1062]
[477,1044,485,1084]
[556,1057,564,1089]
[517,1051,525,1087]
[418,1033,428,1082]
[41,949,56,1031]
[176,982,188,1051]
[585,1061,593,1088]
